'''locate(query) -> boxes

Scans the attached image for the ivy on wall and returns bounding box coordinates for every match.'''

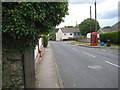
[2,2,69,50]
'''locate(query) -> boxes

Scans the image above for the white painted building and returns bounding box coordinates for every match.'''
[56,28,80,41]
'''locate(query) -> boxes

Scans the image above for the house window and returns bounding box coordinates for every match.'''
[70,33,72,35]
[78,32,80,35]
[74,33,76,35]
[64,33,66,36]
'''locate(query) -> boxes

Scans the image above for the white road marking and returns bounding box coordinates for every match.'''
[88,65,102,70]
[105,61,120,68]
[83,52,95,58]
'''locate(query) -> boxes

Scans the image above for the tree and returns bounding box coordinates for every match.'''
[103,26,111,28]
[78,18,100,35]
[49,28,58,40]
[64,26,74,28]
[2,2,69,50]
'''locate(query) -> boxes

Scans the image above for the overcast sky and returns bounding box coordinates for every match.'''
[56,0,119,28]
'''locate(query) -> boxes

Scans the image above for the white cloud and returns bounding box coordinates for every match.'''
[97,0,118,13]
[69,0,106,4]
[98,17,118,28]
[56,0,119,28]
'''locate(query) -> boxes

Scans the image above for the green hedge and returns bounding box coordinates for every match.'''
[2,2,68,50]
[43,35,48,47]
[100,31,120,44]
[80,35,86,38]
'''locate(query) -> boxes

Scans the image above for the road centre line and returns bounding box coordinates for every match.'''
[105,61,120,68]
[83,52,95,58]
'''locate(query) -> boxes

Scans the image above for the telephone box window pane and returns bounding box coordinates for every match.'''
[94,35,96,44]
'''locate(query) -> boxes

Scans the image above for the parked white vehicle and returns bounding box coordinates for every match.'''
[87,33,99,39]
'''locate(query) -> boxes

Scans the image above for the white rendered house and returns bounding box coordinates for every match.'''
[56,28,80,41]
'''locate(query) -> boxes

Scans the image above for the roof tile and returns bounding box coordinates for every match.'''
[61,28,80,33]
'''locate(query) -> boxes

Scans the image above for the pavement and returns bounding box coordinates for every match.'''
[35,42,63,88]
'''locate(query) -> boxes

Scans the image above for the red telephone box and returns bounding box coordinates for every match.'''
[91,32,98,46]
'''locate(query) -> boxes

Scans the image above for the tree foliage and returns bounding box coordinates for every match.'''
[64,26,74,28]
[43,35,48,47]
[49,28,58,41]
[2,2,69,50]
[103,26,111,29]
[78,18,100,35]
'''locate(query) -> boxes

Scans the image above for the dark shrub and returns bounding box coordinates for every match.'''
[43,35,48,47]
[100,31,120,44]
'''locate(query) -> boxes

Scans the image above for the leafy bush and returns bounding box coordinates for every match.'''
[43,35,48,47]
[49,32,56,40]
[80,35,86,38]
[49,34,56,40]
[2,2,69,50]
[100,31,120,44]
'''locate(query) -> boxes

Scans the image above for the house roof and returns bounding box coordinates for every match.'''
[98,21,120,33]
[101,28,112,33]
[112,21,120,31]
[60,28,80,33]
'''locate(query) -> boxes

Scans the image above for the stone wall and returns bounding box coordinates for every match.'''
[2,49,24,88]
[78,38,91,43]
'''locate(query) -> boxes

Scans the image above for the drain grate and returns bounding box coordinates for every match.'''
[88,65,102,70]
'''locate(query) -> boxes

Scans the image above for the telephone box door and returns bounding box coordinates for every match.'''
[92,32,98,46]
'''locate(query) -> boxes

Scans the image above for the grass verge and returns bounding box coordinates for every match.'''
[73,42,120,47]
[72,42,84,44]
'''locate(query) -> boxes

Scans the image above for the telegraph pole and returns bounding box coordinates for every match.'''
[90,6,92,45]
[95,0,97,32]
[90,6,92,33]
[76,21,77,27]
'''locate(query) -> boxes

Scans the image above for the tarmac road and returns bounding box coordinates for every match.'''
[50,41,119,88]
